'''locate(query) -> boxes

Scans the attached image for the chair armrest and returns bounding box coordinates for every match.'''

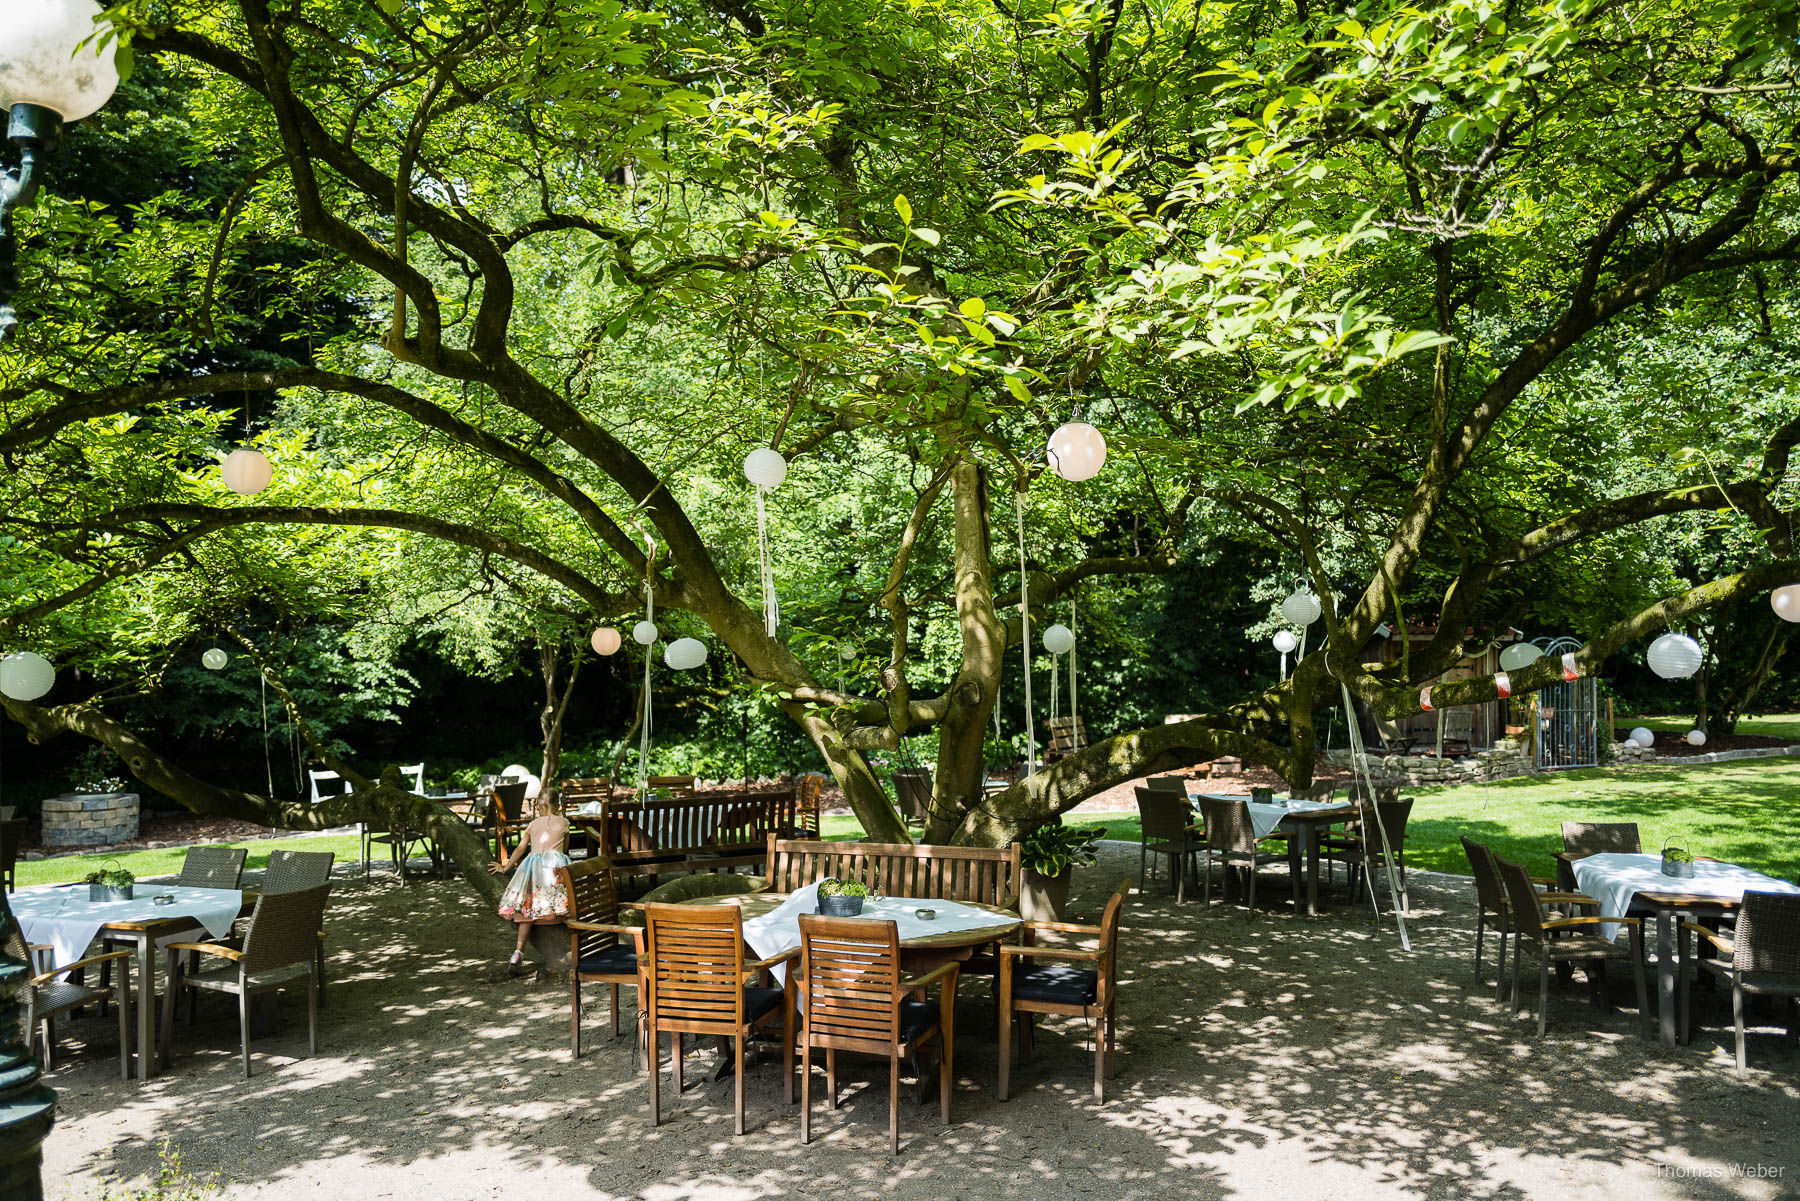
[998,944,1102,962]
[995,894,1019,913]
[902,962,960,992]
[1679,921,1735,956]
[1536,891,1598,905]
[1542,916,1639,930]
[566,921,639,936]
[1022,920,1103,936]
[164,942,246,961]
[745,946,799,974]
[1530,876,1557,887]
[27,948,135,987]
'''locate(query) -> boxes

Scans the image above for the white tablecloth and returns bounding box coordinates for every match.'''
[1196,794,1352,840]
[12,885,245,969]
[743,881,1018,985]
[1571,852,1800,940]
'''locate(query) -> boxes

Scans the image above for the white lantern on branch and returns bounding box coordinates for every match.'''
[1647,633,1703,680]
[1046,422,1106,482]
[632,620,659,646]
[664,637,708,670]
[220,447,273,495]
[1042,623,1074,655]
[1771,585,1800,622]
[0,651,55,700]
[1280,589,1321,627]
[1498,641,1540,671]
[1271,630,1298,654]
[590,627,622,656]
[201,648,229,670]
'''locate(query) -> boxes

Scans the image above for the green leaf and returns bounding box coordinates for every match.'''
[894,194,913,224]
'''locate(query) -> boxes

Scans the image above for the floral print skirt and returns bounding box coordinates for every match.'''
[498,850,571,921]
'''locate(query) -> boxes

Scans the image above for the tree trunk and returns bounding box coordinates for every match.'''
[537,637,581,787]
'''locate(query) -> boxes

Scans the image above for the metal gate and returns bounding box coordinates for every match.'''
[1536,636,1598,770]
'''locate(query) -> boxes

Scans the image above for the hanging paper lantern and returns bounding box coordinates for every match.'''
[1647,632,1703,680]
[1280,589,1321,627]
[1271,630,1298,654]
[632,620,659,645]
[1042,623,1074,655]
[1498,641,1541,672]
[201,648,229,671]
[590,627,622,656]
[1772,585,1800,622]
[0,651,56,700]
[1628,727,1654,748]
[220,448,273,495]
[838,644,857,662]
[664,637,708,670]
[1046,422,1107,482]
[743,448,789,490]
[1686,729,1707,747]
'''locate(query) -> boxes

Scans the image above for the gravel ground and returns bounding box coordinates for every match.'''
[37,844,1800,1201]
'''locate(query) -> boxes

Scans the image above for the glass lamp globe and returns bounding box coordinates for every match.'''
[1046,422,1106,482]
[1686,729,1706,747]
[1772,584,1800,623]
[0,0,120,122]
[1271,630,1298,654]
[1628,727,1654,748]
[220,448,273,495]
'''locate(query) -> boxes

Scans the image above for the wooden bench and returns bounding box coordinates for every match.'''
[580,784,815,886]
[764,835,1021,911]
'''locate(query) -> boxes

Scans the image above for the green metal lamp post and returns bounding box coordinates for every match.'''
[0,3,118,1195]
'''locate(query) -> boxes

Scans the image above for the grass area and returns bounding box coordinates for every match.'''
[1637,712,1800,741]
[15,833,367,889]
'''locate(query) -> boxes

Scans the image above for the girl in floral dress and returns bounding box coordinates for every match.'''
[489,794,571,972]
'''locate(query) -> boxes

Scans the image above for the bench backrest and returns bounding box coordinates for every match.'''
[595,786,803,865]
[765,836,1021,908]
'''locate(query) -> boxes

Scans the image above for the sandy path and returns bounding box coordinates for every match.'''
[37,844,1799,1200]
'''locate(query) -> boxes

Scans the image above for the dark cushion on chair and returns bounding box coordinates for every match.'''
[575,946,638,978]
[995,963,1098,1006]
[898,999,941,1043]
[745,986,785,1023]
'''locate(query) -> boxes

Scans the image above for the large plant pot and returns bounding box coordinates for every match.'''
[1661,857,1695,879]
[1021,868,1072,923]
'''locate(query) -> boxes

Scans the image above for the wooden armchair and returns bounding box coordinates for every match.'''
[996,878,1131,1101]
[7,924,131,1077]
[558,857,642,1059]
[1495,854,1648,1037]
[796,914,956,1156]
[646,774,697,797]
[641,902,796,1133]
[1680,890,1800,1077]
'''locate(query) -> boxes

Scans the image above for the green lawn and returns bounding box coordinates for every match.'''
[1637,712,1800,741]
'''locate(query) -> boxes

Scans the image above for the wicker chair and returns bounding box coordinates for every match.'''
[1,817,26,892]
[1135,787,1203,902]
[641,902,795,1134]
[1197,796,1286,911]
[1337,797,1415,902]
[795,914,957,1155]
[159,883,330,1078]
[892,769,932,826]
[1561,821,1642,857]
[1680,891,1800,1078]
[1462,836,1595,1002]
[559,857,642,1059]
[1142,776,1189,795]
[265,850,335,1007]
[102,846,247,1003]
[1495,853,1648,1037]
[8,922,131,1077]
[996,878,1131,1101]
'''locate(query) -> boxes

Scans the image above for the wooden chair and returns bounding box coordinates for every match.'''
[787,773,825,838]
[560,777,614,814]
[641,902,795,1133]
[1197,797,1285,911]
[1,817,26,892]
[160,883,330,1077]
[996,877,1131,1101]
[1680,891,1800,1078]
[795,914,957,1155]
[892,769,932,826]
[646,774,697,797]
[489,781,530,859]
[1135,786,1202,902]
[559,857,642,1059]
[1044,715,1088,761]
[765,837,1021,910]
[1494,853,1648,1037]
[8,921,131,1077]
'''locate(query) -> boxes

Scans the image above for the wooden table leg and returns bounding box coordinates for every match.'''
[1656,906,1677,1047]
[1304,826,1322,917]
[136,933,155,1080]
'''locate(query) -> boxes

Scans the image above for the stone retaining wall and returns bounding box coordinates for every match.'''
[1324,739,1657,787]
[41,792,141,847]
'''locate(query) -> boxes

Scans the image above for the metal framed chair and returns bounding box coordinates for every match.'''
[8,922,131,1077]
[892,769,932,826]
[1680,891,1800,1078]
[795,914,956,1155]
[1337,797,1415,902]
[1197,797,1285,911]
[1,817,26,892]
[1461,836,1595,1002]
[559,857,643,1059]
[1561,822,1641,857]
[102,846,246,1005]
[1135,787,1203,902]
[264,850,335,1007]
[1495,853,1648,1037]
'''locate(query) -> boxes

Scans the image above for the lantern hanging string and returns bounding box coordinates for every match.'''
[1068,598,1079,749]
[1016,489,1037,780]
[638,539,658,790]
[755,484,778,637]
[1337,676,1412,951]
[1049,655,1060,729]
[261,669,274,798]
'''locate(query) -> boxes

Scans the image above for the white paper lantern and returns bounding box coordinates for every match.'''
[1647,632,1703,680]
[0,651,55,700]
[201,648,229,671]
[1628,727,1654,748]
[220,448,273,495]
[1686,728,1707,747]
[664,637,708,670]
[590,627,621,656]
[632,620,659,645]
[1279,589,1321,627]
[1271,630,1298,654]
[743,448,789,490]
[1042,623,1075,655]
[1498,641,1540,671]
[1772,585,1800,623]
[1046,422,1106,482]
[0,1,120,121]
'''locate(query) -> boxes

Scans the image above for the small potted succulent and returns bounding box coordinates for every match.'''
[817,877,872,916]
[1018,822,1107,922]
[1660,845,1696,879]
[84,863,135,902]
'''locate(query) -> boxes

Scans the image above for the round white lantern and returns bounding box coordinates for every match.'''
[1271,630,1298,654]
[0,651,55,700]
[743,448,789,490]
[1279,589,1321,627]
[1686,728,1707,747]
[201,648,229,671]
[590,627,622,656]
[664,637,708,670]
[1772,584,1800,623]
[0,1,120,121]
[1042,623,1075,655]
[632,620,659,645]
[1046,422,1106,482]
[1647,632,1703,680]
[1498,641,1540,671]
[220,448,273,495]
[1628,727,1654,748]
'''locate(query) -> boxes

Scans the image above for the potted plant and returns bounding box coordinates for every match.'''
[1018,823,1106,922]
[84,863,135,902]
[1661,845,1696,879]
[817,877,872,916]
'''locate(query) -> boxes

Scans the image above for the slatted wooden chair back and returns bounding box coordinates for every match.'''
[240,883,331,976]
[1735,891,1800,977]
[560,857,627,957]
[646,775,697,797]
[179,846,248,889]
[765,837,1021,907]
[1493,854,1548,942]
[1045,716,1088,758]
[1560,821,1641,857]
[643,902,748,1035]
[559,777,613,811]
[791,773,824,837]
[1198,797,1257,854]
[798,914,902,1054]
[1459,835,1506,915]
[1135,788,1193,843]
[1096,876,1131,995]
[264,850,334,893]
[892,770,932,823]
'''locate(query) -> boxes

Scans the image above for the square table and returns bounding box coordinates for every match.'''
[1191,795,1357,916]
[1569,852,1800,1046]
[13,884,252,1079]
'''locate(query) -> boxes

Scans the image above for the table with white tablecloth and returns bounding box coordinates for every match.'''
[1190,795,1358,915]
[742,881,1021,985]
